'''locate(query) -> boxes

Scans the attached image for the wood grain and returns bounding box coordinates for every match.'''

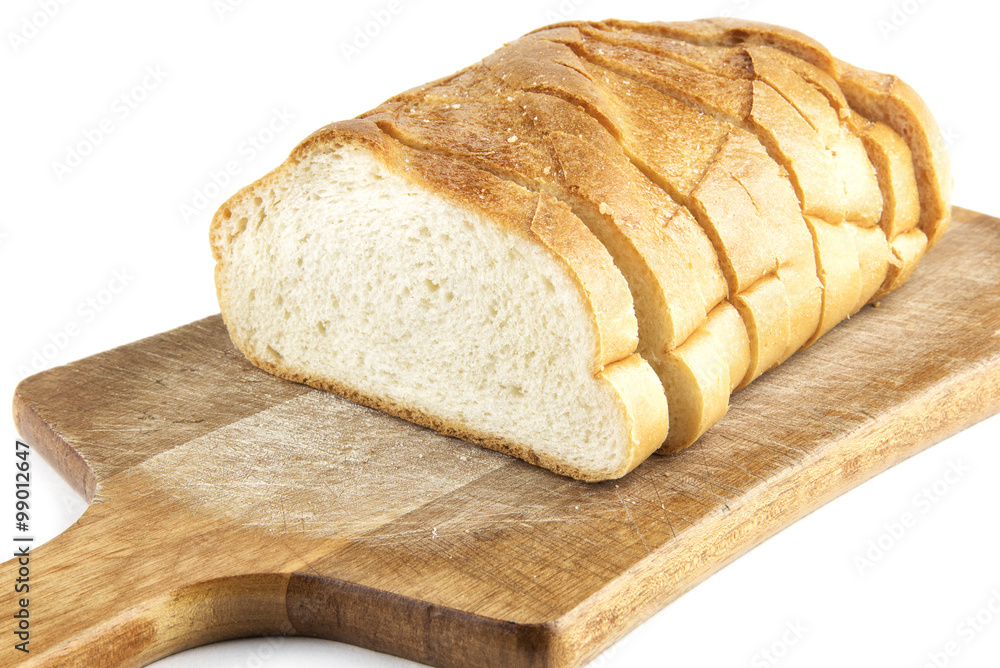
[4,207,999,667]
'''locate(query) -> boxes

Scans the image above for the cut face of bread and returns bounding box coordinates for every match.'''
[211,125,669,482]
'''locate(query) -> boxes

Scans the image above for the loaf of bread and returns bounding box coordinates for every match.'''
[210,18,951,481]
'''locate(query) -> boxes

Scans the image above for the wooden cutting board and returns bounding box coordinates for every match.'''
[4,207,999,668]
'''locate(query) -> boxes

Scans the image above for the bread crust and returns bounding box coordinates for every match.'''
[601,17,951,247]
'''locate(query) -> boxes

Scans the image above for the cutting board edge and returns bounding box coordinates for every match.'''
[285,572,566,668]
[12,388,96,503]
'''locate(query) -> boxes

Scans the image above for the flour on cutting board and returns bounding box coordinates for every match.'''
[137,391,510,540]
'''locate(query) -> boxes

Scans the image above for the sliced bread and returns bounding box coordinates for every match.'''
[212,19,950,479]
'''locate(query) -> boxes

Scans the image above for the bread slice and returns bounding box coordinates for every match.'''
[849,224,892,311]
[854,119,921,240]
[804,215,863,342]
[657,300,750,453]
[210,119,669,482]
[876,228,929,300]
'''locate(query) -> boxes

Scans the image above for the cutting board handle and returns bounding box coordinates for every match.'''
[0,493,296,666]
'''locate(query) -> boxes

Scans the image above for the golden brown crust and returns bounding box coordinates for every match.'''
[875,228,929,299]
[654,299,749,452]
[559,18,945,350]
[566,23,881,227]
[854,119,921,241]
[531,18,949,240]
[598,354,671,476]
[834,66,952,247]
[625,17,951,248]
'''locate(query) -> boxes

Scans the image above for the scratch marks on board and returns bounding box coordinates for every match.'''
[138,391,509,541]
[616,486,650,553]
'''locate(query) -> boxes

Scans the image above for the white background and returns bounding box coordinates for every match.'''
[2,0,999,666]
